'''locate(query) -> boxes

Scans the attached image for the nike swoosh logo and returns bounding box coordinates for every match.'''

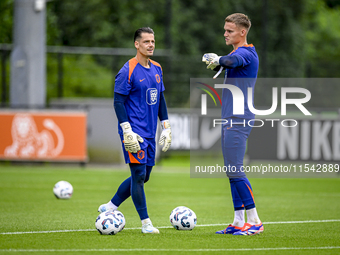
[227,127,232,130]
[140,78,145,82]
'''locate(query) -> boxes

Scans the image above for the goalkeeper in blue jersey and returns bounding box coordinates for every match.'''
[203,13,263,235]
[98,27,171,234]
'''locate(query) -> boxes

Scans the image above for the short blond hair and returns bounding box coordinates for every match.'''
[225,13,251,31]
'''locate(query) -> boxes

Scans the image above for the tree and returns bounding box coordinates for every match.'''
[0,0,13,44]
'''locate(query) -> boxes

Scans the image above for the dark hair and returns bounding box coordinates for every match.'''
[134,27,154,42]
[225,13,251,31]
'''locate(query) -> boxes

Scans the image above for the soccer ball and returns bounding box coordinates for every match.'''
[114,211,126,231]
[53,181,73,199]
[95,210,125,235]
[169,206,197,230]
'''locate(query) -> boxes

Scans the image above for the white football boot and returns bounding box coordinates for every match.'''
[141,219,160,234]
[97,202,116,213]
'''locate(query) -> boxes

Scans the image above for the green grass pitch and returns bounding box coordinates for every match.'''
[0,164,339,255]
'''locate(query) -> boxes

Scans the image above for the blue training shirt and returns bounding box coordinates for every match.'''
[114,58,165,138]
[222,44,259,119]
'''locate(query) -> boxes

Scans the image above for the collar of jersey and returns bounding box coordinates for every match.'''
[228,43,254,55]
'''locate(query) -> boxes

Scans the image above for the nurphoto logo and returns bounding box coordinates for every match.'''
[199,83,312,128]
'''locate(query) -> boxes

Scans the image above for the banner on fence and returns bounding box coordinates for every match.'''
[0,111,87,162]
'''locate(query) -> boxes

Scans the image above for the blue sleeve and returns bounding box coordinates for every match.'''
[114,63,131,95]
[113,92,128,123]
[219,54,243,68]
[158,92,168,121]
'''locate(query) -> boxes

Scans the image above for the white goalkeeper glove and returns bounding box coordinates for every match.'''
[159,120,172,152]
[120,122,144,153]
[202,53,218,64]
[202,53,223,79]
[202,53,221,70]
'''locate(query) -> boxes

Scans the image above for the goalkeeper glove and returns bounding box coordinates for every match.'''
[159,120,172,152]
[202,53,218,64]
[202,53,221,70]
[202,53,223,79]
[120,122,144,153]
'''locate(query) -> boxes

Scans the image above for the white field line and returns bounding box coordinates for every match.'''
[0,247,340,252]
[1,219,340,235]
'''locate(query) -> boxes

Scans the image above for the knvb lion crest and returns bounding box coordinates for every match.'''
[146,88,158,105]
[137,150,145,160]
[4,113,64,158]
[155,74,161,83]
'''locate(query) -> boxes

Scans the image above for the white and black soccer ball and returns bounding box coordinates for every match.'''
[53,181,73,199]
[114,210,126,232]
[95,210,125,235]
[169,206,197,230]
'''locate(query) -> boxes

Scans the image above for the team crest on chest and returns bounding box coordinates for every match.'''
[146,88,158,105]
[155,74,161,83]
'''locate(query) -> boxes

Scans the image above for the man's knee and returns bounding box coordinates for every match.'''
[130,164,146,184]
[144,165,153,183]
[225,165,247,178]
